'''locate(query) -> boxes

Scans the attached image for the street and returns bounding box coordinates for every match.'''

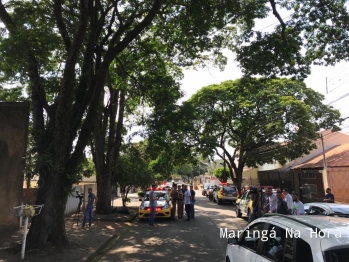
[94,191,248,262]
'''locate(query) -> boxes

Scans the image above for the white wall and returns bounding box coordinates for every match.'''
[65,185,82,215]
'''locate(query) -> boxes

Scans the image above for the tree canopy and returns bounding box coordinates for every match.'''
[182,77,342,191]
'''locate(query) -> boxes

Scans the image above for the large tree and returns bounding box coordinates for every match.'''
[183,78,342,192]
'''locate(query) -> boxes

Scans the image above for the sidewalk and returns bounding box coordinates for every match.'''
[0,194,140,262]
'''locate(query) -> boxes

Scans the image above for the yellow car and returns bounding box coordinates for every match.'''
[213,183,238,205]
[138,190,172,220]
[235,186,272,220]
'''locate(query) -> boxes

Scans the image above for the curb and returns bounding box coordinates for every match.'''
[83,212,137,262]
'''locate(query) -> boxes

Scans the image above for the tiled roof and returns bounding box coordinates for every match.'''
[292,143,349,169]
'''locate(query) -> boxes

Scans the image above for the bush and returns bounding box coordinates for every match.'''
[138,191,146,197]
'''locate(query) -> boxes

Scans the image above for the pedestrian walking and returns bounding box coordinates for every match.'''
[148,184,158,227]
[177,185,184,219]
[183,185,192,221]
[190,185,196,219]
[82,188,98,229]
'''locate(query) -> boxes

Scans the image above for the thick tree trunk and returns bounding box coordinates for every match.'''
[26,170,69,249]
[96,168,112,213]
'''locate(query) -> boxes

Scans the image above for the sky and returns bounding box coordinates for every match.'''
[179,52,349,134]
[179,10,349,134]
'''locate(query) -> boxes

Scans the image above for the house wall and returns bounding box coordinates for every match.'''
[242,168,259,186]
[328,167,349,203]
[298,171,325,203]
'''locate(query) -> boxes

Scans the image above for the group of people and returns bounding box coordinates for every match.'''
[249,186,335,222]
[170,184,196,221]
[148,183,196,227]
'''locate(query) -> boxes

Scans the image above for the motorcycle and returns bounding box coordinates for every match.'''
[207,185,217,201]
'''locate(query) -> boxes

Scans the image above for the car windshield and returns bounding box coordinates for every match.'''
[144,192,168,201]
[331,207,349,214]
[324,248,349,262]
[223,186,236,192]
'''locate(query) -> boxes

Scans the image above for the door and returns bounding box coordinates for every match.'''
[229,222,267,262]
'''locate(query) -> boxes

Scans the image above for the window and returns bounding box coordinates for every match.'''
[295,238,313,262]
[261,225,287,262]
[301,173,316,179]
[324,248,349,262]
[144,192,168,201]
[308,206,326,215]
[283,237,293,262]
[240,222,266,252]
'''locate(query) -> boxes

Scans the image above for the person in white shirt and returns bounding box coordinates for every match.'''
[283,188,294,215]
[265,188,277,213]
[183,185,192,221]
[292,192,305,215]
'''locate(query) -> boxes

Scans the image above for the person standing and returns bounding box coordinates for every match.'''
[183,185,192,221]
[283,188,293,215]
[190,185,196,219]
[170,184,178,220]
[82,188,98,229]
[275,191,289,215]
[250,188,261,222]
[148,184,158,227]
[324,188,335,203]
[292,192,305,215]
[264,188,277,214]
[177,185,184,219]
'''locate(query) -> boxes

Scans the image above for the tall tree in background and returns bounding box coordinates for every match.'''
[183,78,342,192]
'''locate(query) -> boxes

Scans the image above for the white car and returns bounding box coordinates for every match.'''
[225,214,349,262]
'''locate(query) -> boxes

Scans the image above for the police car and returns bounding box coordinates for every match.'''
[138,190,171,220]
[225,214,349,262]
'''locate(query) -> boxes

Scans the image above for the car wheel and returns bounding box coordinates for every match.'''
[217,199,222,205]
[236,206,242,218]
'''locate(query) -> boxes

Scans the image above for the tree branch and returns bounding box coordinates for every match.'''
[53,0,72,52]
[269,0,287,42]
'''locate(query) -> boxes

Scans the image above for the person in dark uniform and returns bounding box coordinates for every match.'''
[170,184,178,220]
[177,185,184,219]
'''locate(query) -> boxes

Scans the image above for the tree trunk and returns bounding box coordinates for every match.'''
[96,166,112,213]
[26,170,69,249]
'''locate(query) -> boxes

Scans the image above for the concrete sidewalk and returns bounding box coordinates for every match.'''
[0,194,140,262]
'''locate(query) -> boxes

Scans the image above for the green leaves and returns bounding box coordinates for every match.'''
[183,77,341,184]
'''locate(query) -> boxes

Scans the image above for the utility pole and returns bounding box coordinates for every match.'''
[320,134,330,190]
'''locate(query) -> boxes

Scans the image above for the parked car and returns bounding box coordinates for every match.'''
[226,214,349,262]
[305,202,349,217]
[202,183,210,196]
[235,186,272,219]
[138,190,171,220]
[213,183,238,205]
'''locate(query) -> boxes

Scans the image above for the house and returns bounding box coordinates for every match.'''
[258,130,349,203]
[292,143,349,203]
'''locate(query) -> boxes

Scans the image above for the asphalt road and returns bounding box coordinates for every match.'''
[94,191,248,262]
